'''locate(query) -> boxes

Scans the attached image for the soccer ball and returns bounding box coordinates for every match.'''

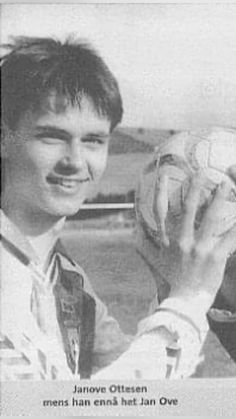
[135,126,236,316]
[136,126,236,243]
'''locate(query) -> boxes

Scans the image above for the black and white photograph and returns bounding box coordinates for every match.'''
[0,2,236,416]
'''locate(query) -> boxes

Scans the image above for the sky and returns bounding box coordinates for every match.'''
[1,3,236,130]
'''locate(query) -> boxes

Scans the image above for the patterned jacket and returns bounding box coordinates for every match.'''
[0,212,130,380]
[1,210,211,380]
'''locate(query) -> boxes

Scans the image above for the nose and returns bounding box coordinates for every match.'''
[56,141,86,174]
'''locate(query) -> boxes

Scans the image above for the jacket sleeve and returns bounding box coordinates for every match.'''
[78,264,208,379]
[92,295,209,380]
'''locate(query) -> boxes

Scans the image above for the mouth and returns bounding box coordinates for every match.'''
[46,175,90,190]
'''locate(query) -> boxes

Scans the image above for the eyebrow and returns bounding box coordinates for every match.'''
[35,125,71,139]
[35,125,110,139]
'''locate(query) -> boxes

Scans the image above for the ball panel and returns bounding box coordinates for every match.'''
[209,137,236,172]
[157,127,236,204]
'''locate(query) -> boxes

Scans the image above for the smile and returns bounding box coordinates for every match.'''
[47,176,89,189]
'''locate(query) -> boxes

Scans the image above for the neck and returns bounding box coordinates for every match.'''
[2,193,65,237]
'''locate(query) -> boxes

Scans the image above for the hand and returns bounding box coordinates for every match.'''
[154,168,236,308]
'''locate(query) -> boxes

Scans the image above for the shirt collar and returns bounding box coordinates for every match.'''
[0,209,65,269]
[27,218,65,269]
[0,209,38,263]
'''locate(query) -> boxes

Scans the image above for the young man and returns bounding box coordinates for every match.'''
[1,36,236,380]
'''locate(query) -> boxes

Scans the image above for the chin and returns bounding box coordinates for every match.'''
[42,198,85,219]
[54,205,83,218]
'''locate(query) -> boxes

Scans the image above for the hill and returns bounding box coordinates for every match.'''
[109,127,176,154]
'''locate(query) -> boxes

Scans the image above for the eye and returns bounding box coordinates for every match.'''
[35,133,66,144]
[82,135,110,146]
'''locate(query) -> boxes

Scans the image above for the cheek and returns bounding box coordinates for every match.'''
[24,142,61,175]
[6,140,34,179]
[5,137,51,178]
[89,151,108,179]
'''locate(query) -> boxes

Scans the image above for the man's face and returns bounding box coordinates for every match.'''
[3,96,111,220]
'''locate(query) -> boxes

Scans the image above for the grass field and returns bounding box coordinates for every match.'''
[61,221,236,378]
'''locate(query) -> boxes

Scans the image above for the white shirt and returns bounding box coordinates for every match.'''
[1,210,210,380]
[0,213,73,380]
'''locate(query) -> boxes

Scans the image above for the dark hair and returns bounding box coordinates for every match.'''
[1,36,123,132]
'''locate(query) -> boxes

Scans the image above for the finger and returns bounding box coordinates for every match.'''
[153,171,169,246]
[199,181,232,241]
[179,174,203,253]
